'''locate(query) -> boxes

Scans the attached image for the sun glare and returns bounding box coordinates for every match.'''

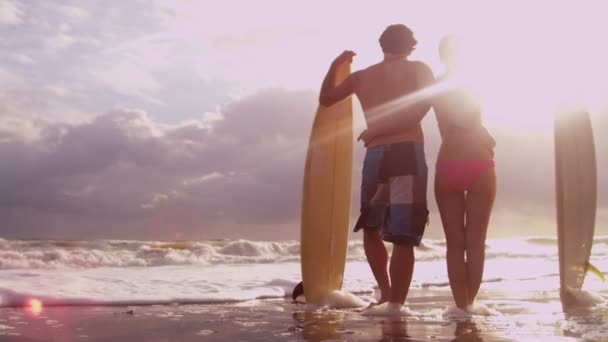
[427,3,606,131]
[153,1,606,128]
[26,298,43,316]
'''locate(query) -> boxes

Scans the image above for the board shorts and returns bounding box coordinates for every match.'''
[353,141,429,246]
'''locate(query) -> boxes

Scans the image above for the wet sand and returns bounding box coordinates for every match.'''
[0,294,603,341]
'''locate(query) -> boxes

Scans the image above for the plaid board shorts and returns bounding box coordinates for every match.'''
[353,141,429,246]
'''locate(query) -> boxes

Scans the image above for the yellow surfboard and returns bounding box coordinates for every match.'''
[554,106,598,309]
[300,62,353,304]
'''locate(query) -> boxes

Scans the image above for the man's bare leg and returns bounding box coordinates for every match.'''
[389,244,415,304]
[364,229,390,303]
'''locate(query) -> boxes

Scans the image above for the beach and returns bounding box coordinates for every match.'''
[2,1,608,340]
[1,237,608,341]
[2,292,608,341]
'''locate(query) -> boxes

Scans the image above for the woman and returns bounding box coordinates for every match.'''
[433,35,496,310]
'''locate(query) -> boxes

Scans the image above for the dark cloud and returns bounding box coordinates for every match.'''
[0,89,316,239]
[0,89,607,240]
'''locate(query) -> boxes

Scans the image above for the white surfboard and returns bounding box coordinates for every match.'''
[554,106,598,309]
[299,62,353,304]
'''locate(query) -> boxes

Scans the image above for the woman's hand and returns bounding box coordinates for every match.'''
[357,128,374,147]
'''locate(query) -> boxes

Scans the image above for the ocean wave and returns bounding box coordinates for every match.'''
[0,239,438,269]
[217,240,299,257]
[526,236,608,247]
[526,237,558,245]
[0,240,295,269]
[0,286,287,308]
[0,270,320,308]
[1,236,607,270]
[0,254,602,310]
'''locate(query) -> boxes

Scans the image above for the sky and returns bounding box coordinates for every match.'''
[0,0,607,240]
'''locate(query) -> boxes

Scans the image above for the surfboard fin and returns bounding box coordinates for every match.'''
[586,262,605,282]
[292,281,305,303]
[573,261,606,282]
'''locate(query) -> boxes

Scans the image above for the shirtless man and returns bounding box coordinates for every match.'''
[319,24,434,307]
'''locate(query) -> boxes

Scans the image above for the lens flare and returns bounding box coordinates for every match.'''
[26,298,43,316]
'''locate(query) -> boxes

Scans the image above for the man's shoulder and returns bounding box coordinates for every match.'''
[408,60,433,74]
[358,62,383,73]
[351,64,380,82]
[356,60,433,79]
[407,60,434,85]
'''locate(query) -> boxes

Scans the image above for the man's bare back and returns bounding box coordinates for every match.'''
[318,52,433,147]
[354,59,433,146]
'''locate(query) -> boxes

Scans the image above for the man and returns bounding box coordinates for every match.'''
[319,24,434,308]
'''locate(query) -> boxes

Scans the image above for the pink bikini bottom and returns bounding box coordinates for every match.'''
[436,160,495,191]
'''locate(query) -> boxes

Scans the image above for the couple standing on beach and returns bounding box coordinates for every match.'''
[319,24,496,312]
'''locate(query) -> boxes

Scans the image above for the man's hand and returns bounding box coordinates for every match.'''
[319,50,358,107]
[332,50,356,67]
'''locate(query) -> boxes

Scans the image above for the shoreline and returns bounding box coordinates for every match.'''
[2,293,602,341]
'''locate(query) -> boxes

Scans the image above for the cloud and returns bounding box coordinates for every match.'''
[0,117,40,142]
[0,0,22,25]
[55,4,89,22]
[43,32,76,51]
[0,68,89,122]
[0,1,239,124]
[1,2,607,241]
[0,89,316,239]
[0,65,19,86]
[10,53,34,64]
[1,87,606,241]
[87,57,163,104]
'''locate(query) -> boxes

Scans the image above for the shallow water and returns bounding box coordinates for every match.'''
[1,237,607,340]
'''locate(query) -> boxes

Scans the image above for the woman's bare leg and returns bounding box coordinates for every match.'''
[435,174,468,309]
[464,168,496,305]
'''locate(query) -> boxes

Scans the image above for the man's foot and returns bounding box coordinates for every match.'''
[378,295,389,305]
[361,302,405,316]
[366,297,388,309]
[375,285,390,305]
